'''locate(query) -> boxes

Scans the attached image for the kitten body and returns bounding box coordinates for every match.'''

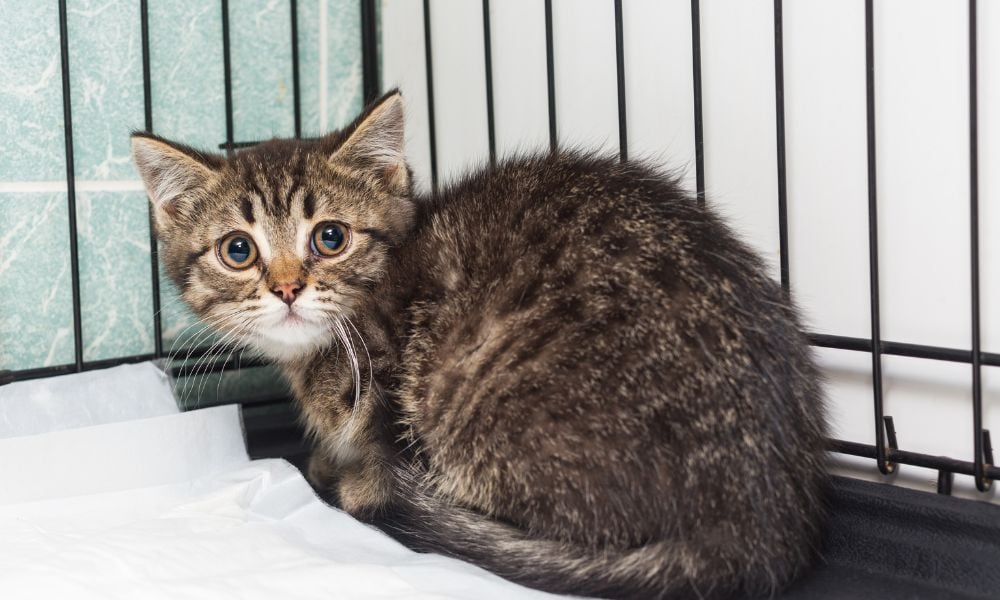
[132,91,827,599]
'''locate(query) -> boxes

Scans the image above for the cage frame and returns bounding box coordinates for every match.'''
[0,0,995,494]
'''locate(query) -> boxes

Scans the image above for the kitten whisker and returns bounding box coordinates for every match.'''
[164,308,248,404]
[176,309,253,406]
[343,316,374,401]
[190,315,255,405]
[331,316,361,410]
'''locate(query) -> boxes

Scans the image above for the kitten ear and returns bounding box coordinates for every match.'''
[328,90,408,193]
[130,133,222,224]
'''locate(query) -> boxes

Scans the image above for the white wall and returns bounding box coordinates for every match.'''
[380,0,1000,503]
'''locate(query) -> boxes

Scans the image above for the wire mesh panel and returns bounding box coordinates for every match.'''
[0,0,375,411]
[0,0,996,498]
[374,0,999,497]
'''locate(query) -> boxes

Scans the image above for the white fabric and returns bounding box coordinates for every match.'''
[0,362,178,439]
[0,389,553,599]
[0,404,248,506]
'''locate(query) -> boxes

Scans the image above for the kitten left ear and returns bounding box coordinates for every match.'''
[328,90,408,193]
[130,133,222,226]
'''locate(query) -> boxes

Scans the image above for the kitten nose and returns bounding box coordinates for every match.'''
[272,282,303,306]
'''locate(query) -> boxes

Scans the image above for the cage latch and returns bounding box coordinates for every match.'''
[977,429,994,491]
[881,415,899,475]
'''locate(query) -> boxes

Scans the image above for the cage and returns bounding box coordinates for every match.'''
[1,1,998,598]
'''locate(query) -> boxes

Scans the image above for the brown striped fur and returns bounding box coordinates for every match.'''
[131,91,828,599]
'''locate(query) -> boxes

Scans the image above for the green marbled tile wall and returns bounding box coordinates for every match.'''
[0,2,66,181]
[0,193,74,370]
[148,1,226,149]
[231,0,296,140]
[67,0,144,182]
[77,190,155,362]
[0,0,367,373]
[297,0,364,136]
[0,2,74,371]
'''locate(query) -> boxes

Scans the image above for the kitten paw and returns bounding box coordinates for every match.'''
[336,463,393,518]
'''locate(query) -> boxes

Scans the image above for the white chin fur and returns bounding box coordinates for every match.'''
[250,320,332,362]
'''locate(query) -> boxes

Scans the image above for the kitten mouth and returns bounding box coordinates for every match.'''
[282,311,305,324]
[252,306,331,362]
[262,306,318,330]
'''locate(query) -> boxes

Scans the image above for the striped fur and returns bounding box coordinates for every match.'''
[132,91,828,599]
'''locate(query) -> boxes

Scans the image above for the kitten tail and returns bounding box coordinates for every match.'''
[368,466,796,600]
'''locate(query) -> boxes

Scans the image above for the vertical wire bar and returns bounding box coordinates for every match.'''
[221,0,235,156]
[864,0,891,475]
[968,0,991,491]
[290,0,302,138]
[422,0,439,193]
[57,0,83,372]
[140,0,163,359]
[482,0,497,166]
[361,0,381,103]
[690,0,705,204]
[544,0,557,153]
[614,0,627,162]
[773,0,790,292]
[936,470,954,495]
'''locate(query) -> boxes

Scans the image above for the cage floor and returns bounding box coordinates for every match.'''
[248,424,999,600]
[782,476,999,600]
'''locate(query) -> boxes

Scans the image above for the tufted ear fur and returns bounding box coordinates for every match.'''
[130,133,223,227]
[327,90,408,193]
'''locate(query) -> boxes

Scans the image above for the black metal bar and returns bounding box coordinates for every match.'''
[170,353,267,379]
[6,331,1000,386]
[218,137,319,151]
[239,395,296,412]
[936,470,953,495]
[883,415,898,454]
[221,0,234,155]
[140,3,154,135]
[544,0,557,153]
[1,342,272,385]
[422,0,438,192]
[773,0,789,291]
[57,0,83,372]
[968,0,991,492]
[614,0,627,162]
[2,355,157,385]
[808,332,1000,367]
[482,0,497,166]
[140,0,163,360]
[829,439,1000,481]
[290,0,302,138]
[864,0,890,475]
[984,430,995,467]
[690,0,705,203]
[361,0,380,103]
[11,329,1000,386]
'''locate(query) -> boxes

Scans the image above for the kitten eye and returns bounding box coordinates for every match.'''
[311,221,350,257]
[218,232,258,270]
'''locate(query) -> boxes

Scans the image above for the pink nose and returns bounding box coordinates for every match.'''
[272,282,302,306]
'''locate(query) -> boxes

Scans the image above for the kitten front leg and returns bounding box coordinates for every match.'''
[335,451,394,519]
[305,435,393,514]
[306,450,342,506]
[292,344,400,517]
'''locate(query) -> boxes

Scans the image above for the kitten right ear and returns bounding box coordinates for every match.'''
[327,90,408,193]
[130,133,222,224]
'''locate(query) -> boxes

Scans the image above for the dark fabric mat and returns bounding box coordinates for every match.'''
[781,476,1000,599]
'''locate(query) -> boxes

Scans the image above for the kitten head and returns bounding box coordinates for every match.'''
[131,91,414,362]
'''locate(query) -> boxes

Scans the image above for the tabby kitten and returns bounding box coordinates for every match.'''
[131,90,827,599]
